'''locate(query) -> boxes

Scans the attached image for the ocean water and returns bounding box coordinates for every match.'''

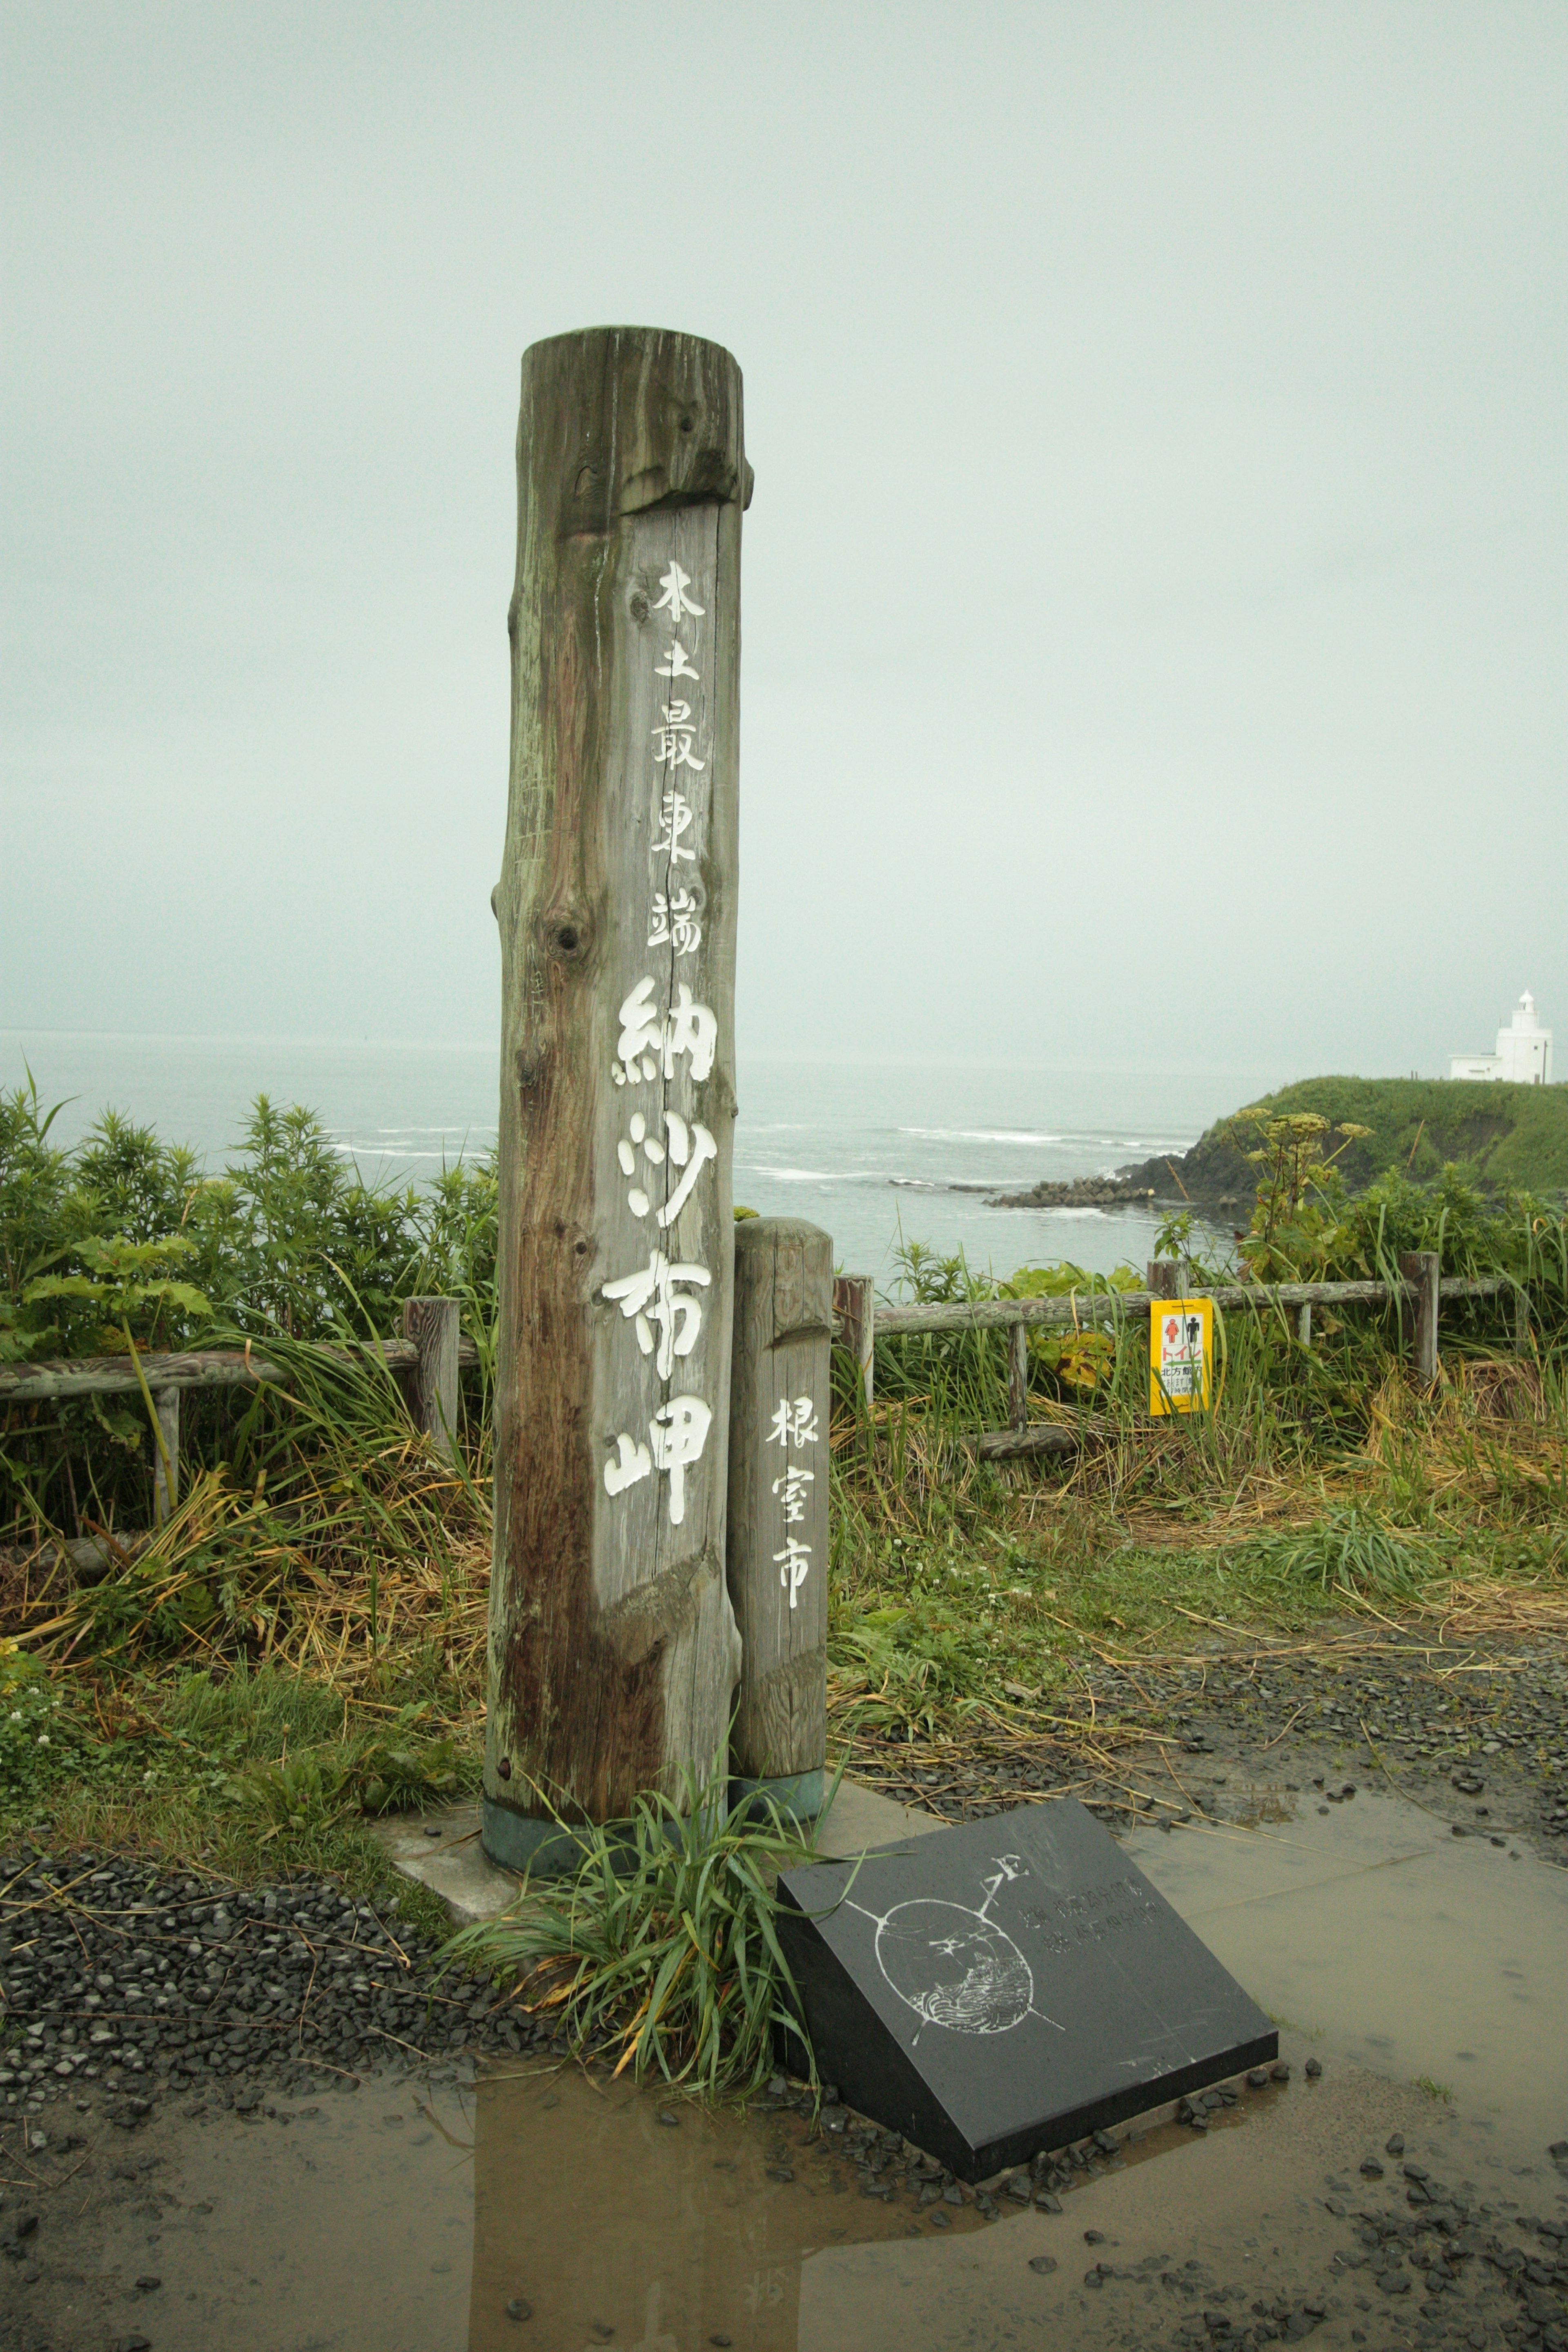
[2,1029,1275,1283]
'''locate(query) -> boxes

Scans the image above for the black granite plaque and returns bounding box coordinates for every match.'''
[775,1800,1276,2180]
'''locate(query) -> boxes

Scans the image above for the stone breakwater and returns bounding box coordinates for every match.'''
[986,1176,1158,1210]
[0,1850,567,2126]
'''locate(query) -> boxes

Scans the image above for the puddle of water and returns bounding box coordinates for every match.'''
[1123,1784,1568,2157]
[29,1785,1567,2350]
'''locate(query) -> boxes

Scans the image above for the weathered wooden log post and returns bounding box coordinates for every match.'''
[401,1296,461,1464]
[484,327,751,1872]
[1400,1250,1441,1384]
[832,1274,875,1414]
[728,1218,832,1821]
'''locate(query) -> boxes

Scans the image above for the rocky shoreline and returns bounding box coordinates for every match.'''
[987,1176,1159,1211]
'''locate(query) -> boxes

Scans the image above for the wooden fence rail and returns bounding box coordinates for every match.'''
[832,1264,1521,1459]
[0,1306,478,1532]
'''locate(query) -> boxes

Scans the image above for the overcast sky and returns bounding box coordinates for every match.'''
[3,2,1564,1080]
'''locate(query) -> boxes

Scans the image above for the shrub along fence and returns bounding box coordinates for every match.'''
[831,1256,1521,1459]
[0,1298,474,1570]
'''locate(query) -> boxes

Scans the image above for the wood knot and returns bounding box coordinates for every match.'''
[496,1756,512,1781]
[628,589,650,624]
[546,915,590,962]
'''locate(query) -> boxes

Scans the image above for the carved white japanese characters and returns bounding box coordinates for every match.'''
[648,887,702,956]
[601,1396,713,1526]
[653,788,697,862]
[653,704,705,773]
[604,1431,652,1497]
[612,978,718,1088]
[601,553,722,1541]
[774,1532,811,1608]
[603,1249,711,1380]
[767,1396,820,1608]
[650,1394,712,1526]
[767,1396,820,1450]
[772,1464,814,1524]
[652,561,705,627]
[655,638,699,682]
[616,1110,718,1228]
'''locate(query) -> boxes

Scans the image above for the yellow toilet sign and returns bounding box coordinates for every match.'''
[1149,1297,1212,1415]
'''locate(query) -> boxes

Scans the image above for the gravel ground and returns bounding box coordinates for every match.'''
[0,1845,563,2139]
[846,1632,1568,1850]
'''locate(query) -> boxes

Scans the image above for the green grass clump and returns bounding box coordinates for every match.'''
[444,1763,826,2100]
[1241,1505,1435,1599]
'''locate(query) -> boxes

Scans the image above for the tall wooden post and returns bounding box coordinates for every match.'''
[728,1219,832,1821]
[484,327,751,1873]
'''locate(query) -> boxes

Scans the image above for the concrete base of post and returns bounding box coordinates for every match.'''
[729,1768,826,1827]
[480,1797,595,1879]
[480,1790,735,1879]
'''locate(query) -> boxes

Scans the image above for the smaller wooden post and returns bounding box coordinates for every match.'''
[1008,1320,1029,1430]
[730,1220,833,1821]
[1513,1287,1531,1353]
[401,1296,461,1464]
[151,1389,179,1526]
[1147,1260,1184,1301]
[1297,1301,1313,1348]
[833,1273,875,1413]
[1399,1251,1441,1384]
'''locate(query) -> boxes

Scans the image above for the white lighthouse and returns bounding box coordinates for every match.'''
[1450,991,1554,1085]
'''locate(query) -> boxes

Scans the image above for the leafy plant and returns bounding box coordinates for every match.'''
[442,1761,824,2099]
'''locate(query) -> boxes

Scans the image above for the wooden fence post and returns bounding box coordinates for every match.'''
[151,1389,179,1526]
[728,1218,832,1820]
[1008,1320,1030,1430]
[1147,1260,1182,1302]
[401,1296,461,1464]
[483,327,751,1873]
[833,1273,875,1412]
[1399,1250,1441,1383]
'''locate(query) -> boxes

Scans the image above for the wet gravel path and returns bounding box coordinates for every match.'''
[0,1845,564,2138]
[757,2075,1568,2352]
[843,1633,1568,1853]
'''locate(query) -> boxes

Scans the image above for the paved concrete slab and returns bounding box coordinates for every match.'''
[375,1780,945,1927]
[374,1800,522,1929]
[813,1777,946,1857]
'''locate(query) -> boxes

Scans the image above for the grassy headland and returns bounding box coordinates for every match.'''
[1121,1075,1568,1205]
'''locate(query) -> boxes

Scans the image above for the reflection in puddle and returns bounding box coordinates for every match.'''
[42,1786,1563,2350]
[1124,1784,1568,2154]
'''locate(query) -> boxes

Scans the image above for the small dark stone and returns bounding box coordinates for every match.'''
[710,2339,734,2349]
[1247,2069,1270,2089]
[1360,2159,1385,2177]
[765,2167,794,2184]
[1305,2058,1323,2079]
[656,2111,679,2128]
[1028,2255,1058,2275]
[1035,2193,1063,2213]
[506,2298,532,2321]
[1271,2063,1291,2083]
[1084,2229,1106,2244]
[135,2272,162,2290]
[1386,2134,1405,2155]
